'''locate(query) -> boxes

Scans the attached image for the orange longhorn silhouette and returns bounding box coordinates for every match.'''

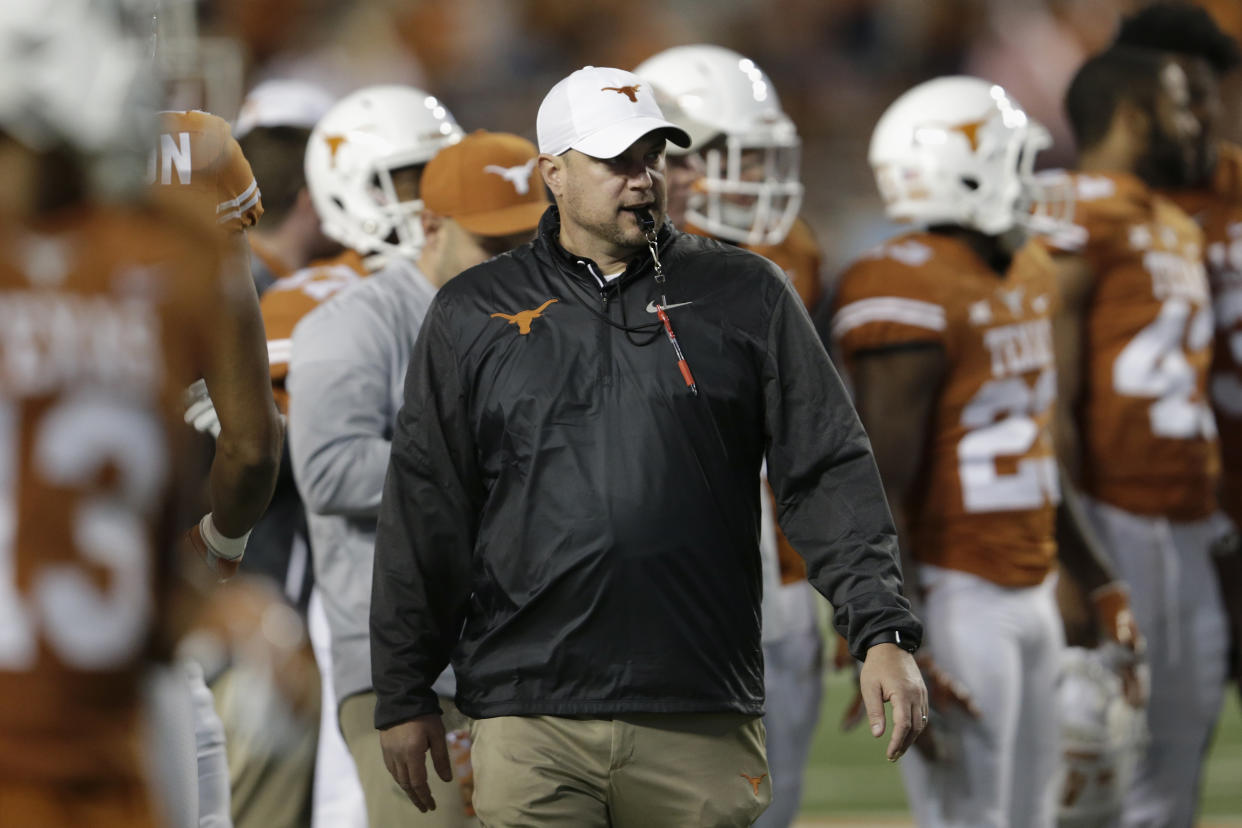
[490,298,559,335]
[601,85,641,102]
[949,118,988,151]
[739,772,767,796]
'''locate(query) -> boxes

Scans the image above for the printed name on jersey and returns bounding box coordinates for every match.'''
[0,291,162,397]
[146,132,192,186]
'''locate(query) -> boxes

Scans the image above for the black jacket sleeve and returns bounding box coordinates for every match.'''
[371,297,480,729]
[761,275,923,661]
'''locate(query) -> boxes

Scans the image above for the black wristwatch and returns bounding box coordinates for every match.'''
[863,629,919,654]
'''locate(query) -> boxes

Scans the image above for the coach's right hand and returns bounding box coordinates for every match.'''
[380,714,453,812]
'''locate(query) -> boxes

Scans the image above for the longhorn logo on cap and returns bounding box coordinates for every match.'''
[601,84,641,102]
[484,158,538,195]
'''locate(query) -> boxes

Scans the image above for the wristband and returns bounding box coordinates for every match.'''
[199,513,249,562]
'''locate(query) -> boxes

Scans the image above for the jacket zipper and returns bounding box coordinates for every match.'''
[583,261,614,388]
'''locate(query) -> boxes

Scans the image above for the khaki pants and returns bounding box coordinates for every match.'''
[471,714,770,828]
[339,691,476,827]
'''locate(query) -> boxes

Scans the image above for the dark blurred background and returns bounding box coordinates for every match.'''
[196,0,1242,292]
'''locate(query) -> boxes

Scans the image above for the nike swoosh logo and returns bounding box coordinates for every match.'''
[646,300,694,313]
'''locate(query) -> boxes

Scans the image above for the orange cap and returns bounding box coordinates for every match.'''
[420,130,549,236]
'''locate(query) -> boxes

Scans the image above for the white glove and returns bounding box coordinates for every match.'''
[184,379,221,439]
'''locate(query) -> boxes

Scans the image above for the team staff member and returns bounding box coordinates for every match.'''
[289,130,546,827]
[279,83,463,828]
[372,66,927,827]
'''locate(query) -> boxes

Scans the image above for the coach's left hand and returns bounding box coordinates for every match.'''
[859,643,929,762]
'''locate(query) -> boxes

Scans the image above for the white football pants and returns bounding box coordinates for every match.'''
[1081,498,1229,828]
[900,565,1064,828]
[144,659,232,828]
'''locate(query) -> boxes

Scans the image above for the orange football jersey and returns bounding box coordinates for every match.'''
[1167,164,1242,525]
[834,232,1060,588]
[0,206,221,793]
[1052,172,1218,520]
[260,250,369,413]
[149,109,263,233]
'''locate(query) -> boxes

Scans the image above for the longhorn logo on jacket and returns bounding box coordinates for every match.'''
[490,299,559,335]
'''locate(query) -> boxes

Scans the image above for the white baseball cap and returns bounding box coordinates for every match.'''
[233,79,335,139]
[537,66,692,159]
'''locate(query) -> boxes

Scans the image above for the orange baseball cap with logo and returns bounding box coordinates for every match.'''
[420,130,550,236]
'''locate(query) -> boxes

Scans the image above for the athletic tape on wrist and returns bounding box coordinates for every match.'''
[200,513,249,561]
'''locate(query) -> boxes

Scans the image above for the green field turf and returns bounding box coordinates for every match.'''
[796,668,1242,821]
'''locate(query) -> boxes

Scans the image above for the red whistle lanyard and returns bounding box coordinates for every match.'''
[654,304,698,396]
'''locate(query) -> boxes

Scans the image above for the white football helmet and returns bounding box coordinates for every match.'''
[869,75,1069,237]
[1056,647,1149,828]
[634,44,803,246]
[304,85,463,261]
[0,0,156,195]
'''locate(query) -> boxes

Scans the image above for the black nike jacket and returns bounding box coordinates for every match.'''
[371,207,919,727]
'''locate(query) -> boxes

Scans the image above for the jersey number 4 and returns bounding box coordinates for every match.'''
[1114,297,1216,439]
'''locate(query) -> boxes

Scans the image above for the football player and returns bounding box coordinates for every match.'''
[1051,44,1229,827]
[143,10,284,827]
[831,76,1140,828]
[0,2,233,825]
[1115,0,1242,708]
[191,79,338,828]
[150,102,281,580]
[633,45,823,827]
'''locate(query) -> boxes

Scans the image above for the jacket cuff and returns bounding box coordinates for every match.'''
[373,689,442,731]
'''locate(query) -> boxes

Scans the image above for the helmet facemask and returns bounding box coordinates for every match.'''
[305,87,463,264]
[688,127,803,246]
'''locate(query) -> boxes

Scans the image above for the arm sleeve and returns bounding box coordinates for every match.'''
[762,276,923,661]
[286,305,392,518]
[371,298,480,728]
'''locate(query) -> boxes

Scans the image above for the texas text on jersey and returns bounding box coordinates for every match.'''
[1051,171,1218,520]
[0,205,221,790]
[834,232,1060,587]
